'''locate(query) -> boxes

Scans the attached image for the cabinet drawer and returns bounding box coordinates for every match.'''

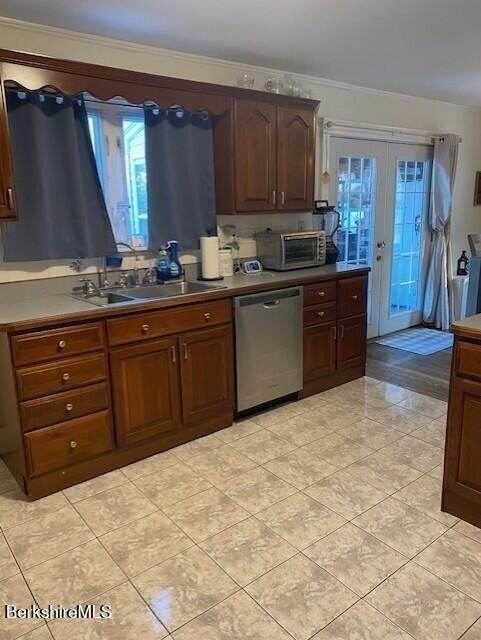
[20,382,109,432]
[11,323,105,367]
[16,353,107,400]
[304,303,336,327]
[338,276,368,318]
[107,299,232,346]
[455,341,481,381]
[304,281,336,307]
[24,410,113,477]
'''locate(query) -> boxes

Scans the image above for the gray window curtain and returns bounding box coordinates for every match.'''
[2,90,116,262]
[144,108,217,250]
[423,134,460,330]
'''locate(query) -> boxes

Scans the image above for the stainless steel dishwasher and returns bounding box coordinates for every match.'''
[235,286,303,412]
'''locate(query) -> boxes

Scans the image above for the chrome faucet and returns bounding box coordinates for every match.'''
[116,242,141,286]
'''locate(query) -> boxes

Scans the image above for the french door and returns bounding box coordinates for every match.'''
[329,138,432,338]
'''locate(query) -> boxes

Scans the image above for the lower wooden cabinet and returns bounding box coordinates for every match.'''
[180,325,234,425]
[337,315,367,371]
[303,322,337,381]
[110,336,182,446]
[443,367,481,526]
[302,276,368,395]
[110,325,234,445]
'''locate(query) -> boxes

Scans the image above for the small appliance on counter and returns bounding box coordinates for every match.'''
[256,230,326,271]
[312,200,340,264]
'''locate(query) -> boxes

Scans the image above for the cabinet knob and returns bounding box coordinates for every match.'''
[204,312,211,321]
[58,340,67,349]
[318,291,325,297]
[65,403,73,412]
[352,295,358,301]
[69,440,77,449]
[141,324,150,334]
[62,372,70,382]
[318,311,325,317]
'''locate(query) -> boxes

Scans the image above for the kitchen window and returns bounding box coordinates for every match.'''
[86,101,148,249]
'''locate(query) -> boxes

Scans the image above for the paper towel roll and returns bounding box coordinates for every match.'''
[200,236,220,279]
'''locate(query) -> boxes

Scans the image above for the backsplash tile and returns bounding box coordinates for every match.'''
[0,213,313,286]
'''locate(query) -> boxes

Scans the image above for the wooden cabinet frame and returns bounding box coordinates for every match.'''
[0,48,319,222]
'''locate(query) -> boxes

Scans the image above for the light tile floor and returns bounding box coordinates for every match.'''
[1,378,481,639]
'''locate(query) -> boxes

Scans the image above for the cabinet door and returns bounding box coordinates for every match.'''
[304,322,337,382]
[0,66,17,220]
[277,106,315,211]
[445,376,481,497]
[110,337,181,446]
[180,325,234,425]
[234,99,276,212]
[337,315,367,371]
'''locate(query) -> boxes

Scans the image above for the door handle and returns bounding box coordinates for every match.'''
[272,190,276,206]
[263,300,280,308]
[170,345,177,364]
[6,188,14,210]
[183,343,188,360]
[331,325,337,340]
[281,191,286,206]
[377,241,386,249]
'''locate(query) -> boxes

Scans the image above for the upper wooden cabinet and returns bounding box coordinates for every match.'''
[216,97,318,214]
[0,49,319,223]
[234,100,277,212]
[0,64,17,220]
[277,106,315,211]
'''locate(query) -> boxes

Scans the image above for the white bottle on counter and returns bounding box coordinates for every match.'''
[219,247,234,277]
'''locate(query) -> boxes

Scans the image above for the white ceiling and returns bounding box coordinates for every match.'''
[1,0,481,106]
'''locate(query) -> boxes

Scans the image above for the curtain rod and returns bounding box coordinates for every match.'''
[5,86,211,117]
[323,119,462,143]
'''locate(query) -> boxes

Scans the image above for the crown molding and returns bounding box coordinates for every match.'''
[0,16,479,112]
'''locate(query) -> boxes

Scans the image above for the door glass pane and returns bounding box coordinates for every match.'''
[336,156,376,268]
[389,160,429,317]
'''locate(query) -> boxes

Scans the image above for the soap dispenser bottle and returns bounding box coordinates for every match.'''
[167,240,183,280]
[156,246,170,282]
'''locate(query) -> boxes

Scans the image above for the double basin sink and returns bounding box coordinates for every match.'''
[76,281,225,307]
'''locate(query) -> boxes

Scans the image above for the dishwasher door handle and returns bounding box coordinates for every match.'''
[263,300,281,308]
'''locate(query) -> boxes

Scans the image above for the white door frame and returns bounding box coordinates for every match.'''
[379,143,433,335]
[327,133,433,338]
[328,137,388,339]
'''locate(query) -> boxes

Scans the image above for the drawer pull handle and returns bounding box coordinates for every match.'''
[141,324,150,334]
[62,372,70,382]
[318,291,325,297]
[65,403,73,412]
[318,311,325,317]
[204,312,211,321]
[6,187,14,210]
[69,440,78,449]
[352,295,358,301]
[58,340,67,349]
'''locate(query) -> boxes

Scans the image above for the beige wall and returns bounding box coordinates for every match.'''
[0,17,480,283]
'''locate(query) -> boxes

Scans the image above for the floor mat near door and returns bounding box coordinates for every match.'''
[375,327,453,355]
